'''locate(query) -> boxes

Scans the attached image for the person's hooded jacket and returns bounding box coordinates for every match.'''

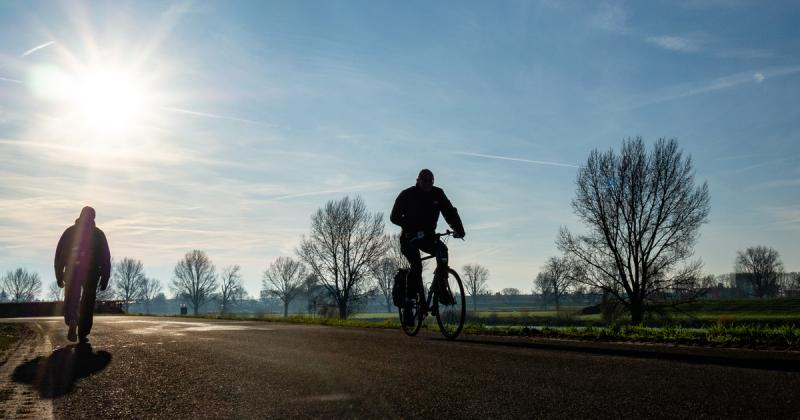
[54,209,111,290]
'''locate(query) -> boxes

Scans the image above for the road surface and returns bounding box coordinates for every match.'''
[1,316,799,419]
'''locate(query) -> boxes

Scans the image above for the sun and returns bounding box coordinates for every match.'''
[29,58,160,158]
[73,67,149,132]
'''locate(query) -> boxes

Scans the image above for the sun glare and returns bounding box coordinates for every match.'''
[29,59,160,159]
[74,68,148,132]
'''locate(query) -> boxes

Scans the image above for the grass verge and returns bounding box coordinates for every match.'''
[136,313,800,350]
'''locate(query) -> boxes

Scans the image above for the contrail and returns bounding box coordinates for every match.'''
[454,152,579,168]
[22,41,55,57]
[0,76,23,84]
[162,107,274,126]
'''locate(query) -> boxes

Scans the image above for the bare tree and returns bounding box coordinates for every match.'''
[735,246,784,298]
[298,196,388,319]
[263,257,306,317]
[219,265,245,314]
[558,138,710,324]
[462,264,490,312]
[372,257,399,312]
[113,258,146,312]
[140,277,163,314]
[0,289,8,302]
[535,256,575,311]
[47,280,64,301]
[97,283,117,301]
[172,250,218,315]
[1,268,42,302]
[501,288,521,296]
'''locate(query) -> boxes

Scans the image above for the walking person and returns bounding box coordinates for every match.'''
[54,206,111,343]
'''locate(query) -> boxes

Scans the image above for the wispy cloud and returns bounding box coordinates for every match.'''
[454,152,579,168]
[0,76,23,84]
[21,41,55,57]
[631,64,800,108]
[646,35,702,53]
[588,3,628,34]
[268,181,395,201]
[162,107,275,127]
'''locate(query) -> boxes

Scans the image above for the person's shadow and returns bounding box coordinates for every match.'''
[11,343,112,398]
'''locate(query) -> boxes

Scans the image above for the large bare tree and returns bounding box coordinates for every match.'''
[735,246,784,298]
[462,264,490,312]
[113,258,146,312]
[263,257,306,317]
[298,196,388,319]
[140,277,162,314]
[47,280,64,301]
[372,256,398,313]
[558,138,710,324]
[534,256,575,310]
[172,250,218,315]
[1,268,42,302]
[219,265,245,314]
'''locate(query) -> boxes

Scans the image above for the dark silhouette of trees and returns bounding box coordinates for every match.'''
[140,277,162,314]
[263,257,306,317]
[534,256,575,310]
[735,246,784,298]
[47,280,64,301]
[462,264,490,312]
[501,288,521,295]
[298,196,388,319]
[171,250,218,315]
[372,257,398,313]
[1,268,41,302]
[558,138,710,324]
[219,265,245,314]
[113,258,146,312]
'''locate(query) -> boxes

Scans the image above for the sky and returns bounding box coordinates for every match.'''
[0,0,798,298]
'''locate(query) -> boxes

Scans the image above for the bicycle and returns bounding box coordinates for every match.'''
[398,230,466,340]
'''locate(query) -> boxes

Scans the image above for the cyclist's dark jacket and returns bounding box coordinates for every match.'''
[390,185,464,240]
[54,219,111,289]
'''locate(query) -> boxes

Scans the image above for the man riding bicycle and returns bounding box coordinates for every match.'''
[390,169,465,321]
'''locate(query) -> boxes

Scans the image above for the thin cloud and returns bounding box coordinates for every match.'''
[454,152,579,168]
[631,64,800,108]
[646,36,701,53]
[21,41,55,57]
[269,181,395,201]
[588,3,628,34]
[0,76,24,84]
[162,107,275,127]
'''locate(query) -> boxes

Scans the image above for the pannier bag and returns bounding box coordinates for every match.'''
[392,268,409,307]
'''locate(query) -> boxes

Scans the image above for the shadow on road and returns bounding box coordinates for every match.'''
[453,337,800,372]
[11,343,112,398]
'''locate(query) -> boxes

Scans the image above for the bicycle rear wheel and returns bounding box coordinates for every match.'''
[435,268,466,339]
[399,298,423,336]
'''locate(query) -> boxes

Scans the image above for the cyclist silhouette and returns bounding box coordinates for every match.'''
[390,169,465,318]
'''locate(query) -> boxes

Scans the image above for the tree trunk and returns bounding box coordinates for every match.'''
[338,302,348,319]
[629,299,643,325]
[284,301,289,317]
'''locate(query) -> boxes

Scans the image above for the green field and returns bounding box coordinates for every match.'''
[351,299,800,327]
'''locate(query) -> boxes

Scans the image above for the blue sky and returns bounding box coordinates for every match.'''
[1,0,798,298]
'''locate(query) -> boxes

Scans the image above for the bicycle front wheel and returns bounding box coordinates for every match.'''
[435,268,466,339]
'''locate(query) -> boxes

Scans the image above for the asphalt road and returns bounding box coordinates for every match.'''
[2,316,800,419]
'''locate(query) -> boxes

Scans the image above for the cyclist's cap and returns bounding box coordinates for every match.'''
[418,169,434,180]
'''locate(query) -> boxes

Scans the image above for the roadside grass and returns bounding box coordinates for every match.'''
[144,312,800,350]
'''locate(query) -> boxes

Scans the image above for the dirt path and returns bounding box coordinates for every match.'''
[0,323,53,419]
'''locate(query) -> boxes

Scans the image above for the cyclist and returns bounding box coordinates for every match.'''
[390,169,465,323]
